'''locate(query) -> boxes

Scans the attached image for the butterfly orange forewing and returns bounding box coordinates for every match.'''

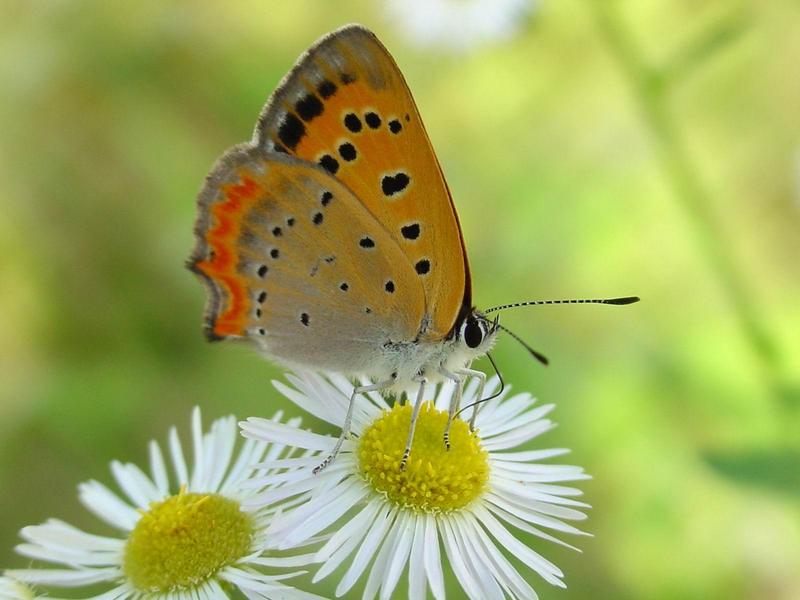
[253,25,470,341]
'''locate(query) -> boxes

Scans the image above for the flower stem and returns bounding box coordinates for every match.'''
[589,3,789,408]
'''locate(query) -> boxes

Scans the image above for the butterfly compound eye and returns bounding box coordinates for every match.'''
[464,318,483,349]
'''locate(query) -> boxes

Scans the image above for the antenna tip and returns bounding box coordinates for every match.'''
[607,296,640,305]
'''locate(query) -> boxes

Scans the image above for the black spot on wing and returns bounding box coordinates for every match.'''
[270,248,279,259]
[318,80,337,98]
[359,236,375,249]
[389,119,402,134]
[278,113,305,149]
[312,212,324,225]
[319,155,339,175]
[385,280,395,293]
[382,173,410,197]
[257,265,268,277]
[272,226,282,237]
[300,313,310,326]
[344,113,362,133]
[295,94,323,122]
[415,259,430,275]
[401,223,420,240]
[339,282,349,291]
[321,191,333,206]
[341,73,356,84]
[339,143,357,162]
[286,217,295,227]
[257,291,267,303]
[365,112,381,129]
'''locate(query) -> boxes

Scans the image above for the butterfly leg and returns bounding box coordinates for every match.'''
[313,376,396,475]
[456,368,486,432]
[439,368,464,451]
[399,376,427,471]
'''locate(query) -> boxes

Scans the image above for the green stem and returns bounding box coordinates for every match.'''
[590,3,787,406]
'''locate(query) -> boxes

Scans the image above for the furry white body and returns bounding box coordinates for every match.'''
[257,325,498,397]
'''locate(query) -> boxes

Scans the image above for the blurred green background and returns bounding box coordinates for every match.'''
[1,1,798,598]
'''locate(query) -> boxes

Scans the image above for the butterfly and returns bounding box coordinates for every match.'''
[188,24,638,472]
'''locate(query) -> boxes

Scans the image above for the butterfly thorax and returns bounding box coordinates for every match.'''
[358,309,499,392]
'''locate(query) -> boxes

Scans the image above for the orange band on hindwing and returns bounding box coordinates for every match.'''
[194,173,262,337]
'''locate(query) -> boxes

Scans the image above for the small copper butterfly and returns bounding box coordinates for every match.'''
[189,24,638,471]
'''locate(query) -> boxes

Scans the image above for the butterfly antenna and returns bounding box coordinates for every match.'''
[484,296,640,313]
[497,323,549,366]
[456,352,505,418]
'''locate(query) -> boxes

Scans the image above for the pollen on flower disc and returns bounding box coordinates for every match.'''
[123,491,253,593]
[358,403,489,512]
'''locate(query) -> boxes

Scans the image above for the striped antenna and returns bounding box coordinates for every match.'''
[497,324,549,366]
[484,295,640,314]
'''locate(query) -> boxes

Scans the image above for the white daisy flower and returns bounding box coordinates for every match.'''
[385,0,536,52]
[6,408,323,600]
[241,372,590,600]
[0,576,34,600]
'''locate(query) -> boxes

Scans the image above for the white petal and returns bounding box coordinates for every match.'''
[83,582,134,600]
[221,437,263,494]
[423,514,445,600]
[491,448,571,462]
[335,505,395,597]
[450,514,504,599]
[488,487,589,534]
[472,505,565,587]
[379,512,414,600]
[481,419,556,451]
[240,418,336,452]
[205,415,237,492]
[407,516,426,600]
[274,378,341,428]
[476,390,531,433]
[313,499,381,583]
[250,455,324,471]
[461,512,538,600]
[246,464,350,514]
[485,501,582,551]
[6,567,121,587]
[16,540,119,568]
[148,440,169,495]
[169,425,189,485]
[315,497,382,562]
[468,377,504,422]
[491,464,589,483]
[77,481,139,531]
[109,461,158,509]
[189,406,205,490]
[246,553,317,568]
[362,511,406,600]
[439,516,482,600]
[282,482,368,548]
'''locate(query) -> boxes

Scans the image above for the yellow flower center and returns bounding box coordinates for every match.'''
[123,489,253,593]
[358,402,490,512]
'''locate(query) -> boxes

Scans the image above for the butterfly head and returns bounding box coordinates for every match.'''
[454,309,499,360]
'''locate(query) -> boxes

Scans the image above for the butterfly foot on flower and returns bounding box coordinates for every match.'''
[312,455,333,475]
[399,449,411,471]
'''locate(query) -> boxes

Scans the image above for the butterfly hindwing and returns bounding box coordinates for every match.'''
[190,146,425,373]
[255,24,470,340]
